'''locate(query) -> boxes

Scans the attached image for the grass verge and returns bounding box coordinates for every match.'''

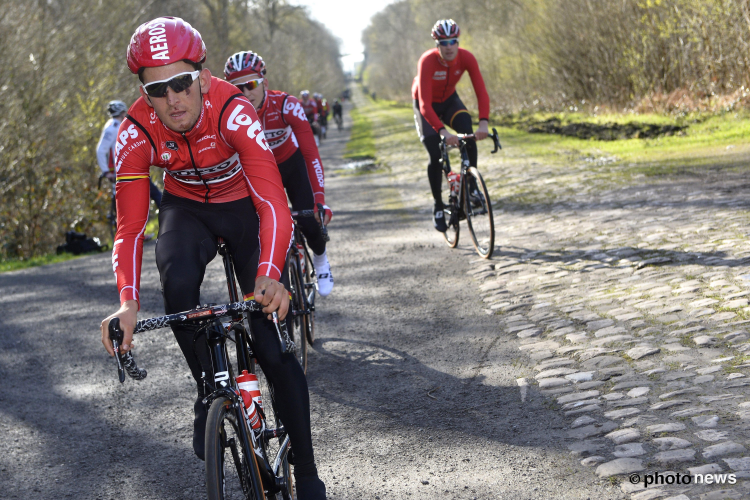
[347,83,750,212]
[1,213,159,274]
[343,104,376,160]
[0,252,83,273]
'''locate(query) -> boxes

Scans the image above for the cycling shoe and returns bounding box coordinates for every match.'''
[433,206,448,232]
[295,475,327,500]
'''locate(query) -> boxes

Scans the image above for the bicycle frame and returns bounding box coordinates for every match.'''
[439,129,501,223]
[439,139,469,222]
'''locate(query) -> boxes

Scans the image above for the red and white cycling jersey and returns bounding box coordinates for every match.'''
[113,77,292,306]
[256,90,326,206]
[411,47,490,133]
[300,98,318,121]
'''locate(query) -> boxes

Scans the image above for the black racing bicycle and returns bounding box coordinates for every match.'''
[439,128,501,258]
[108,238,297,500]
[286,204,329,373]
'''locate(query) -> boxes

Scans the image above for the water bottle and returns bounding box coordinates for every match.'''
[236,370,263,430]
[447,171,461,197]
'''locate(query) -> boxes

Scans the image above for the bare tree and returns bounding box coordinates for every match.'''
[0,0,345,259]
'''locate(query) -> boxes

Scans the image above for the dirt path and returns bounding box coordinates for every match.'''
[0,99,622,499]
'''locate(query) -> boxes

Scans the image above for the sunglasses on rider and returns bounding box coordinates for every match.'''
[235,78,264,92]
[142,71,200,98]
[438,39,458,46]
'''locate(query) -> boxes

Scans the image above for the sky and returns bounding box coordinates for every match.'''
[291,0,398,73]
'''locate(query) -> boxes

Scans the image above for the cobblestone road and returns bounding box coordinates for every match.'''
[354,85,750,498]
[462,170,750,499]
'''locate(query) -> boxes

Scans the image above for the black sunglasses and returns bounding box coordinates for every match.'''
[142,71,200,98]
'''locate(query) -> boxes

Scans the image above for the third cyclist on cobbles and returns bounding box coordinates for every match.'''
[412,19,490,232]
[98,17,326,499]
[224,50,334,295]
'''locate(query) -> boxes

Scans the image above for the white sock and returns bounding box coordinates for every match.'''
[313,249,328,270]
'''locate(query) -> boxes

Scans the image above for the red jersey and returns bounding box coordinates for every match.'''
[113,77,292,307]
[300,98,318,121]
[411,48,490,133]
[256,90,326,206]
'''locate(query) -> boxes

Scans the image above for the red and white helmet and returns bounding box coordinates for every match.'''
[224,51,267,83]
[431,19,460,40]
[127,17,206,74]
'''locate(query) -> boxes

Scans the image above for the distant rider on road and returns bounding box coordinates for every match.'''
[412,19,490,232]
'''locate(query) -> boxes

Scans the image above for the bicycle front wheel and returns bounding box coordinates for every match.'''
[303,248,315,346]
[205,396,266,500]
[464,167,495,258]
[288,255,308,373]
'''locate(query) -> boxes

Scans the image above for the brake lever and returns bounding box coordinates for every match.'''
[108,317,147,383]
[316,203,330,242]
[490,128,502,154]
[271,312,295,354]
[108,318,126,383]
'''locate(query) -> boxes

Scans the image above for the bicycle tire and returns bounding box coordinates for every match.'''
[287,254,308,373]
[441,171,460,247]
[464,167,494,258]
[205,396,266,500]
[303,248,316,346]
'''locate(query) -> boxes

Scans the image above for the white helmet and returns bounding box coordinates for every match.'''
[107,100,127,117]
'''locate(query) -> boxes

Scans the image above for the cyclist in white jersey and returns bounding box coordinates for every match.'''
[96,100,162,207]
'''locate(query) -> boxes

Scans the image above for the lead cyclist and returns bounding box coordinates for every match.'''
[98,17,326,499]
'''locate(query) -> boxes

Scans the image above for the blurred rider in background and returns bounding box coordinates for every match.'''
[313,92,329,139]
[96,100,162,209]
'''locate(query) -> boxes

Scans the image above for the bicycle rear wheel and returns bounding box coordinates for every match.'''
[205,396,266,500]
[287,255,308,373]
[464,167,494,258]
